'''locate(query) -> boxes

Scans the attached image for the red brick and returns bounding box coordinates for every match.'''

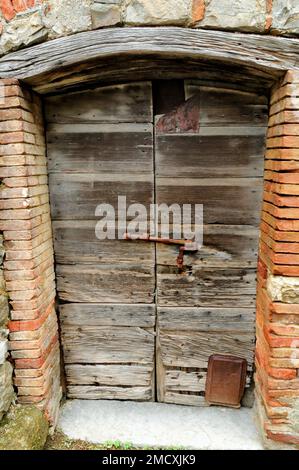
[270,84,299,106]
[268,111,299,128]
[260,220,299,243]
[14,334,58,369]
[266,430,299,446]
[9,300,54,332]
[1,0,15,20]
[192,0,205,22]
[270,98,299,116]
[265,170,299,185]
[264,180,299,196]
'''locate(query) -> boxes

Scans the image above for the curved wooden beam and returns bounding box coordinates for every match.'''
[0,27,298,93]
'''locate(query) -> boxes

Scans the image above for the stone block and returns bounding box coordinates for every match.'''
[42,0,92,38]
[0,339,8,365]
[194,0,267,33]
[0,362,14,420]
[91,1,122,28]
[124,0,191,26]
[267,274,299,304]
[272,0,299,36]
[0,10,48,56]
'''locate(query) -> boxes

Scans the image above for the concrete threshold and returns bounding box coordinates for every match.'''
[58,400,264,450]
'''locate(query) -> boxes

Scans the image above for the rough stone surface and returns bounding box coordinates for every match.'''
[0,9,47,55]
[272,0,299,35]
[124,0,191,26]
[194,0,267,32]
[91,1,122,29]
[58,400,264,450]
[267,274,299,303]
[0,405,49,450]
[43,0,92,38]
[0,362,14,421]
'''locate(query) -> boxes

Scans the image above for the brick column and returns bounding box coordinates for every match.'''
[256,71,299,448]
[0,79,61,426]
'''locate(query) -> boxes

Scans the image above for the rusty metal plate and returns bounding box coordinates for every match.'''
[205,354,247,408]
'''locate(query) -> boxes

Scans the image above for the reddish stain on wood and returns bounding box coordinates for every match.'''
[156,95,200,133]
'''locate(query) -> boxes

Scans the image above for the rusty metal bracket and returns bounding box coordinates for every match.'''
[123,233,198,269]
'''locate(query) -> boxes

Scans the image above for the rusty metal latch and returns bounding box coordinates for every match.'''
[123,233,198,269]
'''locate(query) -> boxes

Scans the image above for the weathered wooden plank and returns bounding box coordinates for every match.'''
[60,303,155,328]
[157,307,255,332]
[45,82,153,123]
[65,364,153,386]
[158,331,255,368]
[47,125,153,175]
[157,267,256,307]
[185,83,269,127]
[66,385,153,401]
[62,326,155,364]
[156,178,263,225]
[0,27,296,88]
[155,135,265,178]
[163,392,207,407]
[52,220,155,265]
[156,225,259,268]
[163,368,252,392]
[36,58,273,95]
[49,173,154,221]
[165,369,206,392]
[56,264,155,303]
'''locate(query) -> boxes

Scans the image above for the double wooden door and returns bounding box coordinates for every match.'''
[45,80,267,404]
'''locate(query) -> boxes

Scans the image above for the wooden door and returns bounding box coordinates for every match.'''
[46,82,156,400]
[45,80,268,404]
[155,81,267,405]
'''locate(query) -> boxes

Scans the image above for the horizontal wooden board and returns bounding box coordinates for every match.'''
[157,267,256,307]
[47,124,153,175]
[60,303,155,328]
[49,173,154,221]
[156,178,263,225]
[45,82,153,123]
[158,331,255,368]
[157,307,255,332]
[62,326,155,364]
[165,369,206,392]
[163,368,252,392]
[185,83,268,126]
[53,220,155,265]
[155,135,265,178]
[65,364,153,386]
[163,391,207,406]
[66,385,153,401]
[56,264,155,303]
[156,224,259,268]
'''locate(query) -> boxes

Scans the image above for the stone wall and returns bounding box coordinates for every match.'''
[0,1,298,56]
[0,233,14,421]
